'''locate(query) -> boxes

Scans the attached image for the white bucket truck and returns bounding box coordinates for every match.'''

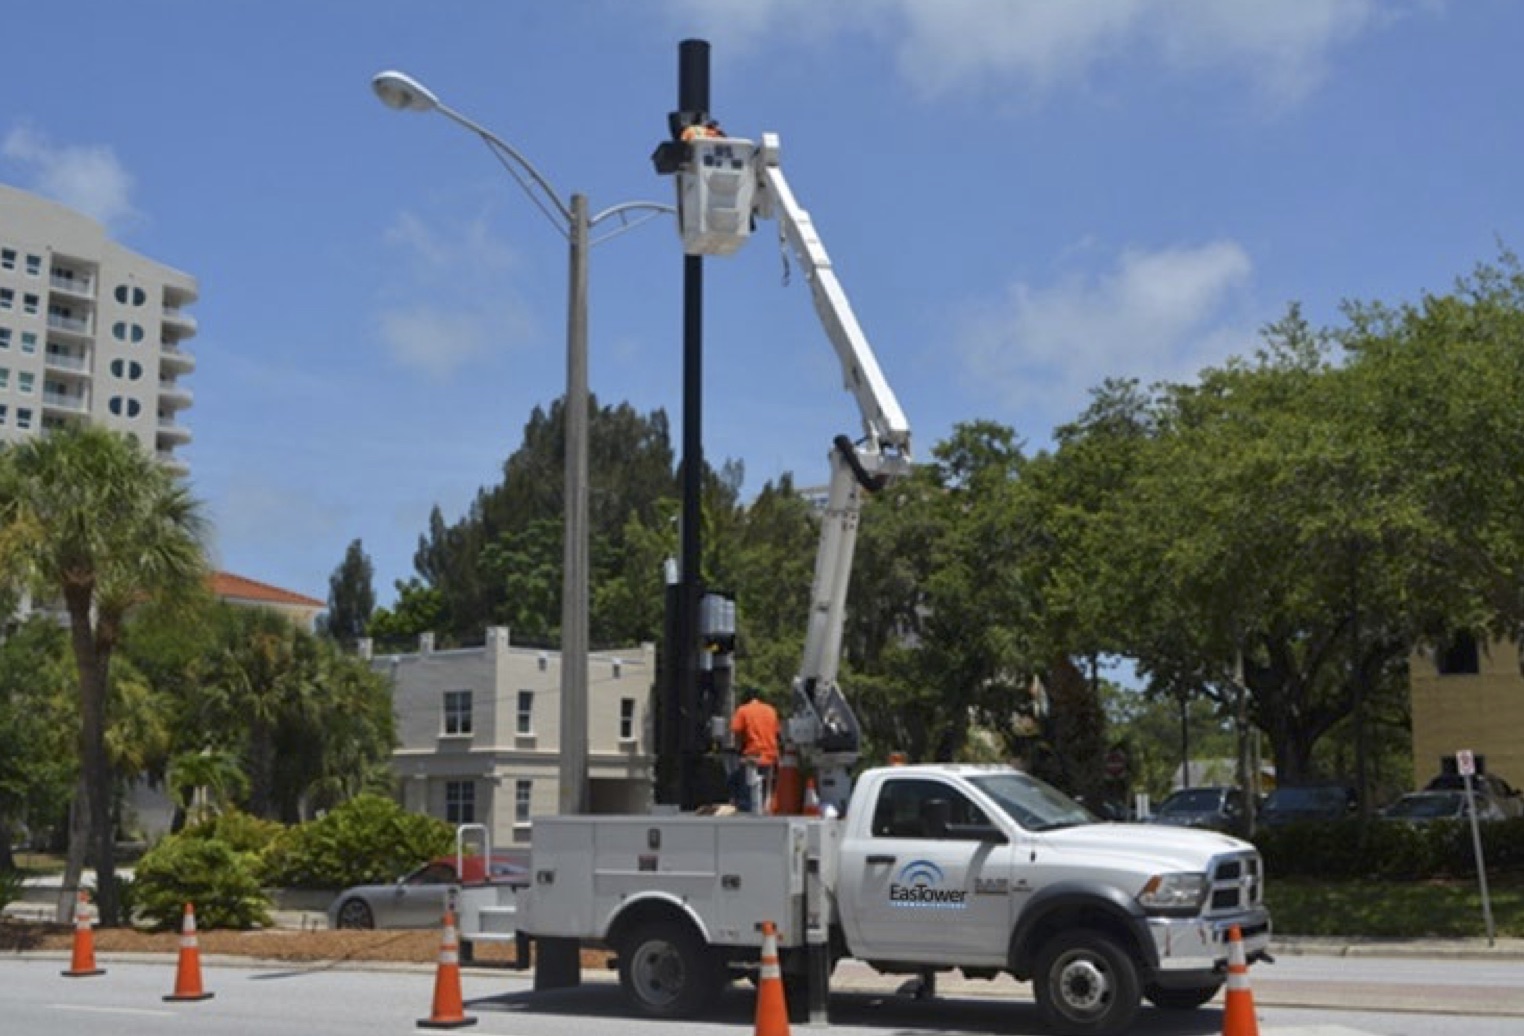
[454,126,1271,1036]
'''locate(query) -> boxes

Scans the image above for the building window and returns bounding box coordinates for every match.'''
[20,332,36,354]
[22,293,38,316]
[0,404,7,425]
[0,368,8,390]
[515,780,532,824]
[0,329,9,349]
[0,248,14,270]
[0,289,12,310]
[516,690,534,736]
[24,255,40,276]
[1437,631,1480,675]
[15,407,32,430]
[443,690,473,735]
[17,372,33,395]
[619,698,637,741]
[445,780,476,824]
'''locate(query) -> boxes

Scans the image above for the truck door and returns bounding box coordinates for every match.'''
[839,776,1016,965]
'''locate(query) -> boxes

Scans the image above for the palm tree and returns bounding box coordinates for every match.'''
[0,426,206,925]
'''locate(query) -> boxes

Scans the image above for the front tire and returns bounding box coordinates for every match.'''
[616,920,719,1019]
[334,898,374,930]
[1033,930,1141,1036]
[1145,981,1222,1010]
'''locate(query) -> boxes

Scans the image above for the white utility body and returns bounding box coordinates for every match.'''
[456,133,1272,1036]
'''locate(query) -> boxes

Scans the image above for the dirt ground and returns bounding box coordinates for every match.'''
[0,918,610,969]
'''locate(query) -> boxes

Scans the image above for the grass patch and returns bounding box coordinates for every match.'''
[1267,872,1524,938]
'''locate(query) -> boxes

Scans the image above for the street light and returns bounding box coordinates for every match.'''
[372,69,672,815]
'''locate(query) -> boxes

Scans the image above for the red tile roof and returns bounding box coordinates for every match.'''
[210,571,324,609]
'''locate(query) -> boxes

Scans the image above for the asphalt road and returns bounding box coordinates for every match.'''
[3,949,1523,1036]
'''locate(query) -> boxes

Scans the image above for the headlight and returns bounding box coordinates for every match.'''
[1137,872,1208,914]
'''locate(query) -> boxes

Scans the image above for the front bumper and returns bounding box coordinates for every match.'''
[1148,907,1272,974]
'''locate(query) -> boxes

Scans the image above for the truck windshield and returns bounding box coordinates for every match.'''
[967,772,1096,832]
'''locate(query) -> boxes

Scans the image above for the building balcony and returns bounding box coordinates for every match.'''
[43,349,91,377]
[42,390,88,415]
[157,450,190,477]
[158,379,193,409]
[46,312,93,340]
[156,419,192,445]
[162,306,198,336]
[49,271,95,298]
[160,343,196,374]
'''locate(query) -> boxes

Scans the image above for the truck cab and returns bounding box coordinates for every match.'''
[837,765,1271,1034]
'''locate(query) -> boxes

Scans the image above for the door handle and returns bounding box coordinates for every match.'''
[866,854,896,865]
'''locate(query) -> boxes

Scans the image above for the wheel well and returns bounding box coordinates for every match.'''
[605,898,705,953]
[1009,905,1146,979]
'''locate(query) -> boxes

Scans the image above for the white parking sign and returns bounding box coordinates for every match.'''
[1457,749,1476,776]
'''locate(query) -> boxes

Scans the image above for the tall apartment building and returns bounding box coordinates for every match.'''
[0,183,196,474]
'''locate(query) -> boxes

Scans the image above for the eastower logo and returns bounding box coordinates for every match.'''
[889,859,967,909]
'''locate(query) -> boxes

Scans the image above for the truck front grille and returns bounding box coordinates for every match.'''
[1205,852,1262,914]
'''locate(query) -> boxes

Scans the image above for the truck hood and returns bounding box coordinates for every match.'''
[1037,822,1252,872]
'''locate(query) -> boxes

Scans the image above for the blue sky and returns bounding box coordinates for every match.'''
[4,1,1522,609]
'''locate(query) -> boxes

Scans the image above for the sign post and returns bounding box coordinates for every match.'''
[1456,750,1495,945]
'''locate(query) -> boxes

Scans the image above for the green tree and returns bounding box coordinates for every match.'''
[0,618,75,869]
[0,426,207,925]
[324,538,375,651]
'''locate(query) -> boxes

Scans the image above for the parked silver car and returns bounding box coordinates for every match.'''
[1379,790,1506,823]
[327,852,528,930]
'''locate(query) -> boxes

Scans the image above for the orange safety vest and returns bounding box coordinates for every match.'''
[731,699,780,767]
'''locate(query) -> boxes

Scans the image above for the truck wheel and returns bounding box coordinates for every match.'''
[617,920,718,1019]
[1033,930,1140,1036]
[1144,981,1222,1010]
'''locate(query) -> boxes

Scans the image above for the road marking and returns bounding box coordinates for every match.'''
[50,1004,178,1017]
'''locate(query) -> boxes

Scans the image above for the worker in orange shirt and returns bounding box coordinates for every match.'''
[729,687,779,812]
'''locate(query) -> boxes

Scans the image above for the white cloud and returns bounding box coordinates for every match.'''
[957,240,1254,425]
[663,0,1398,104]
[2,124,140,231]
[377,208,535,381]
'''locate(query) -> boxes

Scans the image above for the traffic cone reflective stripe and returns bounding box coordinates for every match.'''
[62,890,105,977]
[754,920,790,1036]
[164,902,214,1001]
[418,910,477,1029]
[1221,924,1258,1036]
[802,779,821,817]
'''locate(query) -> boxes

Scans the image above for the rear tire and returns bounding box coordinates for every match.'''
[1145,981,1222,1010]
[616,919,719,1019]
[1033,930,1140,1036]
[334,898,374,930]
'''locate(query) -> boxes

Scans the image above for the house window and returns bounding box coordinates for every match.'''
[516,690,534,735]
[619,698,637,741]
[443,690,473,735]
[1437,631,1480,675]
[445,780,476,824]
[515,780,532,824]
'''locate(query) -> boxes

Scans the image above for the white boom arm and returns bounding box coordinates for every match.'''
[678,131,913,811]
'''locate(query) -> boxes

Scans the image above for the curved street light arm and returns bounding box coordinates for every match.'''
[432,99,576,233]
[589,200,677,247]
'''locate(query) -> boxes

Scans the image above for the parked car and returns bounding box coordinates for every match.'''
[1146,785,1249,835]
[1423,772,1524,819]
[1379,790,1506,824]
[327,851,529,930]
[1258,784,1358,827]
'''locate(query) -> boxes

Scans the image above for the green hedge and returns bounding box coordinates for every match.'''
[131,834,272,930]
[1254,817,1524,880]
[259,794,455,889]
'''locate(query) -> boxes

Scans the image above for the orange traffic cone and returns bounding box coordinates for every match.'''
[754,920,791,1036]
[771,749,802,815]
[1221,924,1258,1036]
[801,778,822,817]
[418,910,477,1029]
[164,902,214,1001]
[61,889,105,977]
